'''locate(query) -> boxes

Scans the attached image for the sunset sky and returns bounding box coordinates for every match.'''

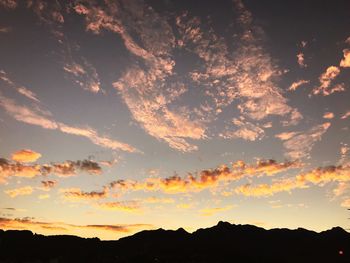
[0,0,350,240]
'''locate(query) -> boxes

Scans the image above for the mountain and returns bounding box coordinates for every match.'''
[0,222,349,262]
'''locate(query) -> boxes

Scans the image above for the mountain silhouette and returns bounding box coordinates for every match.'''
[1,222,349,262]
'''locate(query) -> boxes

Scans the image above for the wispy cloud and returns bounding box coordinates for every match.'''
[288,80,310,91]
[5,186,33,198]
[220,118,265,141]
[235,164,350,197]
[276,123,331,159]
[0,26,12,33]
[0,93,138,152]
[0,70,40,103]
[341,111,350,119]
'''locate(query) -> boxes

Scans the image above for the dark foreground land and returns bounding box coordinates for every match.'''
[1,222,350,263]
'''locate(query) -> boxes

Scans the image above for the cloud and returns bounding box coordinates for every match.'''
[341,111,350,119]
[0,158,41,183]
[75,0,302,151]
[142,197,175,204]
[63,58,101,94]
[0,93,58,129]
[38,194,50,199]
[109,159,301,194]
[60,187,108,201]
[0,70,40,102]
[235,164,350,197]
[0,0,17,9]
[0,93,138,152]
[323,112,334,119]
[220,118,265,141]
[333,182,349,197]
[288,80,310,91]
[5,186,33,198]
[74,1,204,152]
[341,198,350,208]
[276,123,331,159]
[297,52,307,68]
[26,1,102,94]
[199,205,234,216]
[339,143,350,165]
[0,158,102,184]
[340,49,350,67]
[40,180,57,191]
[275,132,298,141]
[97,201,141,213]
[346,36,350,45]
[11,149,42,163]
[58,124,138,153]
[0,26,12,33]
[312,66,345,96]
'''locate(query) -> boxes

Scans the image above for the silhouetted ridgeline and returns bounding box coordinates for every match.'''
[0,222,349,263]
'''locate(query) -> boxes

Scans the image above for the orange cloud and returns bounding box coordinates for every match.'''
[235,165,350,197]
[341,111,350,119]
[0,158,102,184]
[340,49,350,67]
[5,186,33,198]
[38,194,50,199]
[109,159,301,194]
[313,66,344,96]
[235,179,307,197]
[288,80,310,91]
[323,112,334,119]
[341,198,350,208]
[11,149,42,163]
[97,201,141,213]
[177,203,193,209]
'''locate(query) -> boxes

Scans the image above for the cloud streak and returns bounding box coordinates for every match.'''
[235,164,350,197]
[0,93,138,152]
[276,123,331,159]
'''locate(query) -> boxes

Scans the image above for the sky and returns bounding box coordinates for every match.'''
[0,0,350,240]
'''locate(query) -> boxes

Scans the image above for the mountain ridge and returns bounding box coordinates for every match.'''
[1,222,349,262]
